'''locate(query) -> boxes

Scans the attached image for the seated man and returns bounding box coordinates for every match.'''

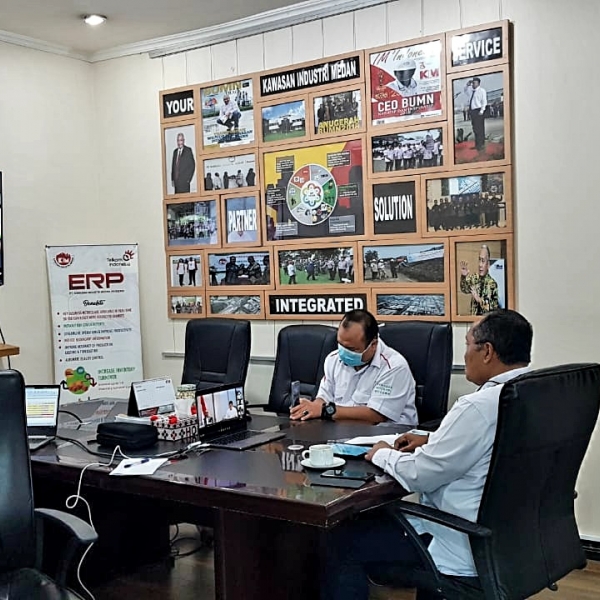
[290,309,417,425]
[320,309,533,600]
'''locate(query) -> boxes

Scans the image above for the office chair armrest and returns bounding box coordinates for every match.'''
[417,418,443,431]
[391,500,492,537]
[35,508,98,587]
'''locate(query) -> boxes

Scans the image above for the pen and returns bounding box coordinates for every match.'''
[124,458,151,469]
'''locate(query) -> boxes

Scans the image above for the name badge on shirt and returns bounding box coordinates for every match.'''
[374,383,392,396]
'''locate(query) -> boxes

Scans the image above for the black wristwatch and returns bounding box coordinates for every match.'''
[321,401,336,420]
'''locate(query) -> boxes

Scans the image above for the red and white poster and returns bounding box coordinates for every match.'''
[46,244,143,401]
[370,40,443,126]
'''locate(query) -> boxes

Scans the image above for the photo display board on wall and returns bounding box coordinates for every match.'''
[160,21,512,322]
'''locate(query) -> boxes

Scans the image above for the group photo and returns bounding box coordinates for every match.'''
[166,201,219,246]
[371,128,444,173]
[170,295,203,315]
[202,152,257,192]
[277,247,354,286]
[169,254,202,287]
[313,89,362,135]
[208,251,271,287]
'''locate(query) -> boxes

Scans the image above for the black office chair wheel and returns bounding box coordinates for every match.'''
[196,525,214,548]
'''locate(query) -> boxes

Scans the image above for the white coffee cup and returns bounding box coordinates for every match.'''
[302,444,334,467]
[174,397,193,419]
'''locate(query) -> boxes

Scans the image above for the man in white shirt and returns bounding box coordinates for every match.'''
[290,309,417,425]
[217,95,242,132]
[466,77,488,152]
[224,401,239,420]
[286,260,296,285]
[320,309,533,600]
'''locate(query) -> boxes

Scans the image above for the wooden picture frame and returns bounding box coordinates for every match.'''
[365,175,421,240]
[308,83,366,141]
[164,197,221,250]
[372,287,450,321]
[207,291,266,320]
[199,148,259,196]
[199,75,257,153]
[221,191,262,248]
[159,85,198,124]
[266,288,370,321]
[446,20,510,74]
[274,242,358,290]
[421,166,512,238]
[366,34,447,131]
[449,233,514,322]
[367,121,448,179]
[257,51,364,102]
[447,64,511,169]
[168,292,206,320]
[258,96,310,147]
[357,240,448,288]
[166,251,203,290]
[162,120,200,197]
[261,137,367,245]
[204,247,274,292]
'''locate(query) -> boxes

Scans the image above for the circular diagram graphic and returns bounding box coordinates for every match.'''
[286,164,338,226]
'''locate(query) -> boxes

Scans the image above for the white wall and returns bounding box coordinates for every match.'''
[3,0,600,537]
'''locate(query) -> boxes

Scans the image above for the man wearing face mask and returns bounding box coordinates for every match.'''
[289,309,417,425]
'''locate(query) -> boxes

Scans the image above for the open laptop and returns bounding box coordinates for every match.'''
[25,384,61,451]
[196,383,285,450]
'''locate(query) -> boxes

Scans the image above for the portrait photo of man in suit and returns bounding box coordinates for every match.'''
[164,125,198,195]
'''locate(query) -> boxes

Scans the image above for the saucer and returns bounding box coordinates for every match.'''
[301,457,345,470]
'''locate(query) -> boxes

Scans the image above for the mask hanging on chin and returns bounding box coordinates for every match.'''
[338,344,366,368]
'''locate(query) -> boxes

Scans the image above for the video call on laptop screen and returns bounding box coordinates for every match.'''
[196,386,244,428]
[25,387,59,427]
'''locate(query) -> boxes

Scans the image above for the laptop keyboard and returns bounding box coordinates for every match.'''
[213,430,260,445]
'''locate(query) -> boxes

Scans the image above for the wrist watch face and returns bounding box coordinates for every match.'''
[325,402,336,416]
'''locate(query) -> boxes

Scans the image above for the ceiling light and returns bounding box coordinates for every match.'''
[83,15,107,26]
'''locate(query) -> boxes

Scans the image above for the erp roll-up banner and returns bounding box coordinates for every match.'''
[46,244,143,401]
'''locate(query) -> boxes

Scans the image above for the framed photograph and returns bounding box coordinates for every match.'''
[201,151,258,195]
[260,99,308,145]
[262,138,365,243]
[163,123,198,196]
[206,248,273,291]
[222,192,261,247]
[169,294,205,319]
[160,87,196,123]
[167,252,203,289]
[359,241,447,286]
[422,167,512,236]
[266,290,369,321]
[447,21,509,73]
[372,289,449,321]
[368,177,420,239]
[275,243,357,289]
[200,77,256,152]
[207,291,265,319]
[368,35,445,128]
[164,199,219,248]
[448,65,511,167]
[450,235,514,322]
[309,86,365,139]
[368,123,447,178]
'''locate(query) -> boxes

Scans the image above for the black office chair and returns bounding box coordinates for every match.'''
[264,324,338,414]
[381,363,600,599]
[379,321,452,429]
[181,318,251,392]
[0,369,97,599]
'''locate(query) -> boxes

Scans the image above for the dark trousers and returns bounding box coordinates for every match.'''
[188,270,196,286]
[174,180,191,194]
[471,111,486,150]
[320,510,425,600]
[288,275,296,284]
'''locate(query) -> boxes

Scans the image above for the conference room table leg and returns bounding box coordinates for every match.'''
[214,508,322,600]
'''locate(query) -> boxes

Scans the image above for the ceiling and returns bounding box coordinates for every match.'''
[0,0,307,57]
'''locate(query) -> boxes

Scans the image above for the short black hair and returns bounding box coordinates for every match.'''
[472,309,533,365]
[341,309,379,345]
[473,77,481,84]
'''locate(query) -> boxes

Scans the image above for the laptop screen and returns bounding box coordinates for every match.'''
[25,385,60,430]
[196,384,245,430]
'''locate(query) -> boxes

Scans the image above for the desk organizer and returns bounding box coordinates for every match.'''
[151,415,199,442]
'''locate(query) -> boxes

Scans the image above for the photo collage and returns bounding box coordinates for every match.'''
[161,21,512,321]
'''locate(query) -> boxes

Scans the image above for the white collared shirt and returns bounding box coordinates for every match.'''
[466,85,487,112]
[372,366,530,577]
[316,338,417,425]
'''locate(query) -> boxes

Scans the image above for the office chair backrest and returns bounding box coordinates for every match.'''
[0,369,37,573]
[474,363,600,600]
[182,318,251,392]
[379,321,452,424]
[268,324,338,413]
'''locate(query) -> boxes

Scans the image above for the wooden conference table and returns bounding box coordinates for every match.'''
[31,399,410,600]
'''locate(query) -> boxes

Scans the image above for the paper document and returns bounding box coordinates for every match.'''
[344,434,402,446]
[110,458,168,476]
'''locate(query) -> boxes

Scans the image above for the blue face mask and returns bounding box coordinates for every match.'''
[338,343,366,367]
